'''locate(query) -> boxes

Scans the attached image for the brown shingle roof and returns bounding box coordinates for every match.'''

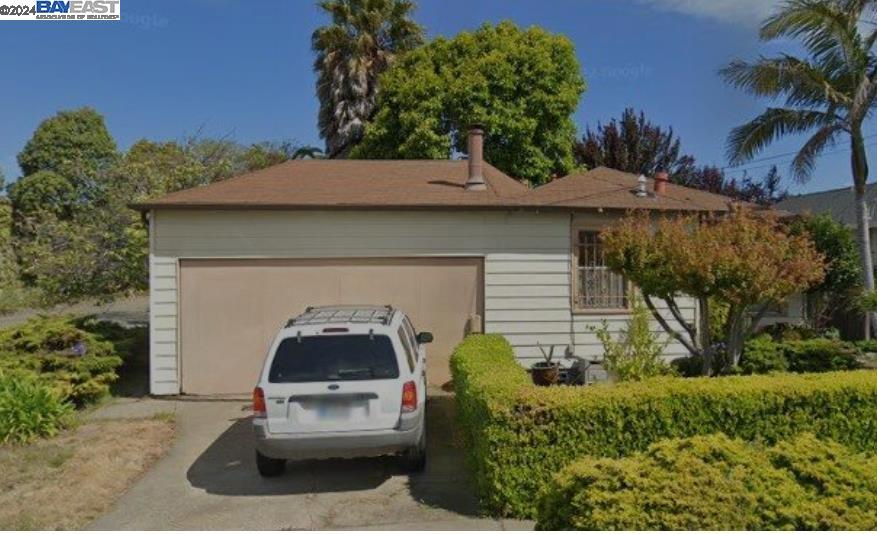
[526,166,733,212]
[133,160,733,213]
[134,160,528,210]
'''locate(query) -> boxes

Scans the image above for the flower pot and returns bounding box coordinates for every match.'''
[531,362,561,386]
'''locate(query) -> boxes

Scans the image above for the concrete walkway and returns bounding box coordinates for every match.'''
[88,393,533,530]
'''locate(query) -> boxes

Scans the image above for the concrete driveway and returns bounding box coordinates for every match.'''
[88,392,532,530]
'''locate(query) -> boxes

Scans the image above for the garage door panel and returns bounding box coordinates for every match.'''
[179,258,482,394]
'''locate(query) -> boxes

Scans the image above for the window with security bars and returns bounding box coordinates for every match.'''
[575,230,628,310]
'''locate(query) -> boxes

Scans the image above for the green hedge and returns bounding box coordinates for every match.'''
[450,334,877,518]
[740,334,861,375]
[0,315,125,405]
[537,433,877,530]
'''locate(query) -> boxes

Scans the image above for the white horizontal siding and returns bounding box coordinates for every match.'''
[485,297,570,310]
[486,285,569,297]
[153,211,569,258]
[148,249,179,395]
[570,296,697,362]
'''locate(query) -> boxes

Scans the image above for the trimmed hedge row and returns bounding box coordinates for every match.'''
[537,433,877,530]
[450,334,877,518]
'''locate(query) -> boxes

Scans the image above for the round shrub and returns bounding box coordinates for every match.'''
[537,434,877,530]
[0,373,73,443]
[740,335,861,375]
[738,334,788,374]
[0,315,125,405]
[784,338,861,372]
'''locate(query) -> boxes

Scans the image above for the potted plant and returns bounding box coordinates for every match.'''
[531,343,561,386]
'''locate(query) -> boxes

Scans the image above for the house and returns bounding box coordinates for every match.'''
[776,183,877,264]
[135,128,734,395]
[771,184,877,334]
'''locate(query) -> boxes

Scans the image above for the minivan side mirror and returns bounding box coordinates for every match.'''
[416,331,434,344]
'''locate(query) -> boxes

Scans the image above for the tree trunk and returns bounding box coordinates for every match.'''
[698,296,713,375]
[724,306,746,374]
[851,128,876,338]
[642,294,702,358]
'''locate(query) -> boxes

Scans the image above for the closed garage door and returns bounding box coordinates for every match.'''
[179,258,483,394]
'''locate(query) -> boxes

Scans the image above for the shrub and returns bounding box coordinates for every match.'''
[0,315,124,405]
[593,297,672,381]
[757,321,820,341]
[77,317,148,364]
[858,339,877,353]
[0,285,45,316]
[783,338,861,372]
[0,373,73,443]
[537,433,877,530]
[738,334,788,374]
[740,334,861,375]
[451,334,877,518]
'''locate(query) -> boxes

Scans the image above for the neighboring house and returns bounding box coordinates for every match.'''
[135,129,733,396]
[772,184,877,329]
[776,183,877,264]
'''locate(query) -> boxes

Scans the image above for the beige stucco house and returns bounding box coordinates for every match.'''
[136,132,737,395]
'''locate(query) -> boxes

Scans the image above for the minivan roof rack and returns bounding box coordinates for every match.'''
[286,305,394,327]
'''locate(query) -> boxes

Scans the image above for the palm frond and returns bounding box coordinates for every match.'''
[726,108,833,165]
[791,123,843,181]
[761,0,863,69]
[311,0,424,157]
[720,55,851,107]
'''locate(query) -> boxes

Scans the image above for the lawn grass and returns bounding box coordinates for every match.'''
[0,413,174,529]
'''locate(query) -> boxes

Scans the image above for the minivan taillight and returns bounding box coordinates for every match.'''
[253,387,266,418]
[401,381,417,413]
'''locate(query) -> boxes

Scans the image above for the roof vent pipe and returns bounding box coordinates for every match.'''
[654,170,669,195]
[636,175,648,197]
[465,125,488,191]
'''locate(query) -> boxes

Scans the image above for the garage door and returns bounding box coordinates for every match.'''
[179,258,483,394]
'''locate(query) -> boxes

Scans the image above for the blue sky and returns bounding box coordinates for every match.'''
[0,0,872,194]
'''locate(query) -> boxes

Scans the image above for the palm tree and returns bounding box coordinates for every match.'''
[312,0,424,158]
[722,0,877,333]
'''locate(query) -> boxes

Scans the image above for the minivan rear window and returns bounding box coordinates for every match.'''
[268,335,399,383]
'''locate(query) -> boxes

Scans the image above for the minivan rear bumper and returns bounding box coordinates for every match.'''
[253,420,422,461]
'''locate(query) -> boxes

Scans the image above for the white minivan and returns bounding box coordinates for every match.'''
[252,305,431,477]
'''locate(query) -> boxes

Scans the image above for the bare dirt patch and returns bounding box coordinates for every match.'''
[0,414,174,530]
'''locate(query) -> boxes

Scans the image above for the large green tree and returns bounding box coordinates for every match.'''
[7,106,318,303]
[313,0,424,158]
[16,107,117,195]
[721,0,877,333]
[0,168,16,288]
[789,213,862,329]
[352,21,586,184]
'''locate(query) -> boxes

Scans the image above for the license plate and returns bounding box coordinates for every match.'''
[316,402,351,420]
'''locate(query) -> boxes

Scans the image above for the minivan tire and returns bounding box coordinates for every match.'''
[401,430,427,472]
[256,451,286,477]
